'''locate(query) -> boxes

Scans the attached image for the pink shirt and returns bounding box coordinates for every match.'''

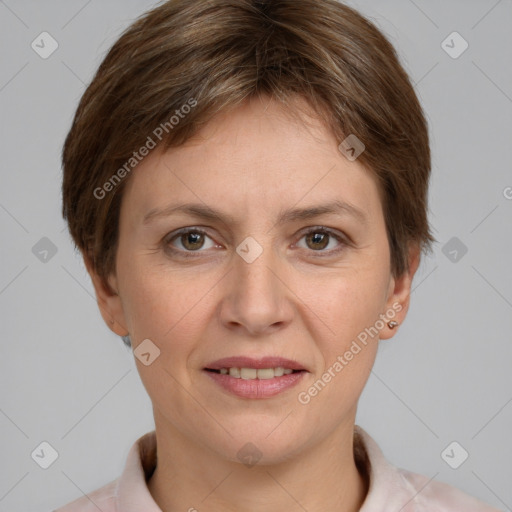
[54,426,501,511]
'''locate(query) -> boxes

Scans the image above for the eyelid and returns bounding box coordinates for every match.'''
[164,227,219,252]
[294,225,349,254]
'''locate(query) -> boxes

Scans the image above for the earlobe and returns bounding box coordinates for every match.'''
[380,244,421,340]
[83,255,129,337]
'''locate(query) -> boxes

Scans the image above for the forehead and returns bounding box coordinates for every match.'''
[120,96,381,226]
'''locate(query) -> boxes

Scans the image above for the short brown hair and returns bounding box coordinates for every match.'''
[62,0,435,288]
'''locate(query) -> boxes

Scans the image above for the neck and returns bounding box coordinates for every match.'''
[147,412,369,512]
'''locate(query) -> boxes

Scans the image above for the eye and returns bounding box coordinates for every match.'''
[163,226,348,259]
[165,228,219,255]
[295,227,346,255]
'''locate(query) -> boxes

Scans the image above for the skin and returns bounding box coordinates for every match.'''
[86,94,420,512]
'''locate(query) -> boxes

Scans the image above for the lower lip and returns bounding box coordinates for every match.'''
[204,370,307,399]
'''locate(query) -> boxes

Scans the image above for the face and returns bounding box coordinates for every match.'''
[90,95,418,464]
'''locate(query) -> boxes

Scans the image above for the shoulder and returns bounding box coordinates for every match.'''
[53,479,118,512]
[53,430,158,512]
[397,468,502,511]
[354,426,502,512]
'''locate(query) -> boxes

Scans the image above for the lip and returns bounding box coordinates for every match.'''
[203,356,308,399]
[205,356,307,371]
[204,369,307,399]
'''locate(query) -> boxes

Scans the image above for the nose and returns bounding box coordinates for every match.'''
[219,239,294,337]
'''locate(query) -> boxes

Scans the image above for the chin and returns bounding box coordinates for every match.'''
[206,419,314,466]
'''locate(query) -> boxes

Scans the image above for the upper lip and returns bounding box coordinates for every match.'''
[205,356,307,371]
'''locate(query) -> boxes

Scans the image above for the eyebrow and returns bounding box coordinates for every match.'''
[142,199,368,226]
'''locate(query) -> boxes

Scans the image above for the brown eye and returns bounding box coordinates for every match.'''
[296,227,346,255]
[305,231,330,251]
[180,231,205,251]
[166,228,217,254]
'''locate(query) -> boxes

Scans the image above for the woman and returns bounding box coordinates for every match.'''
[56,0,500,510]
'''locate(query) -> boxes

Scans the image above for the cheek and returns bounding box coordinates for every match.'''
[299,262,389,397]
[118,264,206,401]
[117,258,227,378]
[295,273,384,417]
[303,267,389,342]
[117,259,197,346]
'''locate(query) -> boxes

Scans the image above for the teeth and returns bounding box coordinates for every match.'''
[240,368,257,380]
[256,368,274,380]
[229,367,241,378]
[216,366,298,379]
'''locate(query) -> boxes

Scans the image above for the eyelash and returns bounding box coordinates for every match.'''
[163,226,349,259]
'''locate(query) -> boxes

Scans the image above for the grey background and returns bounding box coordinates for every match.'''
[0,0,511,510]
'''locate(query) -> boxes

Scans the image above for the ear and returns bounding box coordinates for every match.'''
[380,244,421,340]
[83,255,129,337]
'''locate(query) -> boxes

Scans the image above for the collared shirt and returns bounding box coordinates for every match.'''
[54,426,501,511]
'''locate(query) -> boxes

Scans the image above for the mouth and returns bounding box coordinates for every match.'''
[203,356,308,398]
[204,367,304,379]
